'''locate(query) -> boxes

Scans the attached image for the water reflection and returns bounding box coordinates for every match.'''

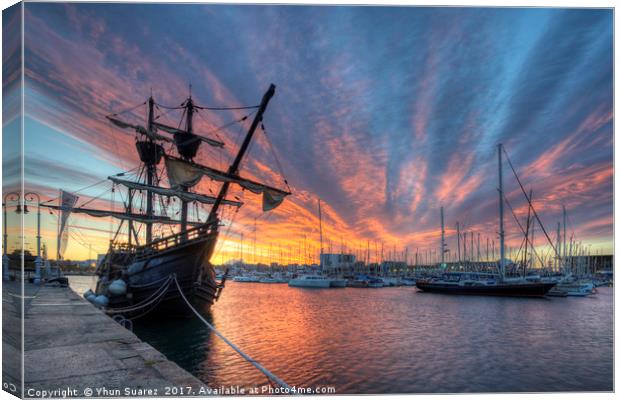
[134,317,216,383]
[70,278,613,393]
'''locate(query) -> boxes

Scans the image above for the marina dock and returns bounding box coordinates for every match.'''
[5,282,204,397]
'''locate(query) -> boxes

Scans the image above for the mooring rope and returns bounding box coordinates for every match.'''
[104,275,173,315]
[129,274,173,289]
[171,275,291,390]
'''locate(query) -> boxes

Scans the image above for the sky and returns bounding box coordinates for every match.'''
[5,4,613,263]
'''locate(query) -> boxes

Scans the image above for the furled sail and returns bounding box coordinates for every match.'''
[108,177,242,207]
[262,189,288,212]
[42,204,186,225]
[106,116,173,143]
[107,116,142,131]
[57,190,78,259]
[152,122,224,148]
[165,156,291,211]
[165,157,204,188]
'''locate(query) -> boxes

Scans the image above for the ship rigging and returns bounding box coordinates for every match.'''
[43,83,291,317]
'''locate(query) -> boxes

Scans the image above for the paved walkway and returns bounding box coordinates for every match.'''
[4,282,205,397]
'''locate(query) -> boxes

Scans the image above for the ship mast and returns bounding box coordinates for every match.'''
[498,143,505,281]
[440,206,445,266]
[562,204,567,273]
[318,198,324,270]
[146,96,155,244]
[456,221,461,266]
[103,85,284,246]
[180,96,195,234]
[127,189,133,246]
[207,84,276,222]
[555,222,561,272]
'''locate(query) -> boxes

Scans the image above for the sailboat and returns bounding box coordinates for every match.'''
[416,144,556,297]
[44,84,291,317]
[546,206,595,297]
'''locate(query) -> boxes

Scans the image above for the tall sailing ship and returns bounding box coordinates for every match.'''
[44,84,291,317]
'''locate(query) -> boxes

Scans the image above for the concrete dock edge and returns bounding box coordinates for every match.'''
[16,283,206,398]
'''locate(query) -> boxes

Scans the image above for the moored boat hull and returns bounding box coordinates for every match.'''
[288,278,331,288]
[415,280,556,297]
[103,230,219,318]
[329,279,347,288]
[347,280,369,288]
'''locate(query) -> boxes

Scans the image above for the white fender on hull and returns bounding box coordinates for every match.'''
[108,279,127,296]
[94,295,109,307]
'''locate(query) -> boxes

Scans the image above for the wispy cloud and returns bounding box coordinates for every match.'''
[21,4,613,260]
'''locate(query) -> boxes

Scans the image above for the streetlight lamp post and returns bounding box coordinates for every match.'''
[3,192,20,281]
[24,193,41,257]
[23,192,42,284]
[3,191,44,284]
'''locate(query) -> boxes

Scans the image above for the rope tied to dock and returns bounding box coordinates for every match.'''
[171,275,292,390]
[104,275,173,317]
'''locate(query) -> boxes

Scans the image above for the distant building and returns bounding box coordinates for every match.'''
[381,260,407,275]
[320,253,356,273]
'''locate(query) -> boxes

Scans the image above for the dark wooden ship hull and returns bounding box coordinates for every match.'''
[99,224,220,319]
[415,280,556,297]
[128,235,218,317]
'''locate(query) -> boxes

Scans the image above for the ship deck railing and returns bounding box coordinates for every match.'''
[109,243,138,253]
[133,221,217,260]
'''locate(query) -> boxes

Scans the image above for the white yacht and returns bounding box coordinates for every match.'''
[233,275,260,282]
[382,277,402,287]
[367,277,385,288]
[401,277,417,286]
[547,274,595,296]
[329,277,347,287]
[556,280,595,296]
[259,274,288,283]
[288,274,332,288]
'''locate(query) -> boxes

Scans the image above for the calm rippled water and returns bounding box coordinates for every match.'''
[70,277,613,393]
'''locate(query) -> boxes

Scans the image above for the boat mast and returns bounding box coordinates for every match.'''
[470,232,474,265]
[562,204,567,273]
[498,143,505,281]
[568,235,574,274]
[318,198,323,270]
[463,232,467,264]
[556,222,561,273]
[456,221,461,266]
[477,233,480,263]
[523,189,532,277]
[486,237,489,263]
[207,84,276,223]
[530,200,535,270]
[440,207,445,266]
[146,97,155,244]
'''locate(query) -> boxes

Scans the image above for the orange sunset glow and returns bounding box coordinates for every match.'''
[3,4,612,265]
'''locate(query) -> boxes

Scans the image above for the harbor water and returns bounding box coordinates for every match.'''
[69,277,612,393]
